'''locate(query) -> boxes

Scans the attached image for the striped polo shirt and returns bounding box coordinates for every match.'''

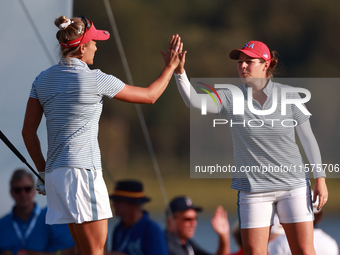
[217,80,325,192]
[30,58,125,173]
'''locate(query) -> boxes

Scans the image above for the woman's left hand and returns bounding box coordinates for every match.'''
[160,34,182,70]
[174,40,186,75]
[211,205,230,236]
[313,177,328,210]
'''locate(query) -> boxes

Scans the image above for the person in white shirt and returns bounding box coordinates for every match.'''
[269,194,339,255]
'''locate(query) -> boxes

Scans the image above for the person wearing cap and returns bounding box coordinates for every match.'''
[269,193,339,255]
[173,41,328,254]
[0,169,75,255]
[165,196,230,255]
[108,180,168,255]
[22,15,181,255]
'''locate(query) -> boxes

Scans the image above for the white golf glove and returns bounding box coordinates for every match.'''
[36,172,46,195]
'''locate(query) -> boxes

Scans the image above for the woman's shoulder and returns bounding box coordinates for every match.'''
[217,86,236,97]
[272,81,305,99]
[33,64,59,83]
[272,81,294,89]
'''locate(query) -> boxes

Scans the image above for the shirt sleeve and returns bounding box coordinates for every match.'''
[174,71,219,114]
[295,120,326,178]
[96,69,125,98]
[216,89,233,116]
[290,92,310,125]
[46,224,75,252]
[29,78,39,99]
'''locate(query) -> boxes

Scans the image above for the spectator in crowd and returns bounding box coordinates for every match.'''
[0,169,76,255]
[230,221,243,255]
[226,215,283,255]
[267,214,285,252]
[108,180,168,255]
[165,196,230,255]
[269,193,339,255]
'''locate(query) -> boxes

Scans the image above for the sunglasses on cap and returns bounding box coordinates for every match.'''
[77,15,92,32]
[12,186,33,194]
[75,15,91,46]
[59,15,110,48]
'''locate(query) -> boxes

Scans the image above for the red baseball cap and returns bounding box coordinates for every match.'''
[60,20,110,48]
[229,41,271,61]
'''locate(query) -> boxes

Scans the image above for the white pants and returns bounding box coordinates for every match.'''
[45,167,113,224]
[237,186,313,229]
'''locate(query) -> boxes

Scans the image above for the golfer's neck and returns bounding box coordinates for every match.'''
[14,203,35,221]
[122,210,143,228]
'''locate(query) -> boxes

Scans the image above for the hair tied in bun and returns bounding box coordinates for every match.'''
[59,20,74,30]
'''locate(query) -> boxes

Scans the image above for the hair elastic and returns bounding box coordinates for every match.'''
[59,20,74,29]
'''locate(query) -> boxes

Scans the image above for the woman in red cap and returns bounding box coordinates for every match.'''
[173,41,328,254]
[22,15,181,255]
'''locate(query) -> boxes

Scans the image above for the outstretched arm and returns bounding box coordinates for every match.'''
[173,43,219,114]
[114,35,181,104]
[296,120,328,210]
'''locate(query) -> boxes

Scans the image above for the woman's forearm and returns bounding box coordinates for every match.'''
[22,97,46,172]
[174,71,219,114]
[114,65,175,104]
[114,35,181,104]
[296,120,325,179]
[22,131,46,172]
[145,65,176,104]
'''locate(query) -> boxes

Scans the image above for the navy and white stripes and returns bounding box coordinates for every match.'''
[30,58,125,173]
[217,80,315,192]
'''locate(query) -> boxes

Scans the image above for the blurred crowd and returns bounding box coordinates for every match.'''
[1,169,338,255]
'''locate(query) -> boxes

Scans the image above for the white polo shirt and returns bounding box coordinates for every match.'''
[30,58,125,173]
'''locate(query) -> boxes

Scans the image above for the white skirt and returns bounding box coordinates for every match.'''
[45,167,113,224]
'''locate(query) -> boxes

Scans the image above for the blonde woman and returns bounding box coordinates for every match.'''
[22,15,181,255]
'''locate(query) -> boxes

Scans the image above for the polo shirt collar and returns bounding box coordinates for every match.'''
[60,57,90,70]
[240,79,273,96]
[263,79,274,95]
[138,211,149,224]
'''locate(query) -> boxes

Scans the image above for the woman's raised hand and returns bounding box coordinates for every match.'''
[161,34,182,70]
[174,38,186,75]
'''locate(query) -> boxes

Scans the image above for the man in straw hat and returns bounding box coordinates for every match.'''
[108,180,168,255]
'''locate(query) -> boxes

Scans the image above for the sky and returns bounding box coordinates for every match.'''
[0,0,72,217]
